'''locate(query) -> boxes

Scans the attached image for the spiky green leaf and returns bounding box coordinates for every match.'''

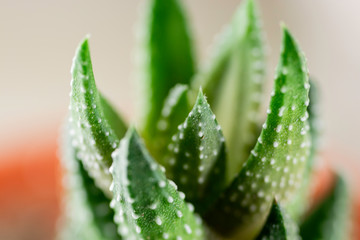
[256,201,300,240]
[58,131,120,240]
[192,0,266,183]
[69,38,127,195]
[110,128,204,240]
[164,89,226,214]
[204,27,311,239]
[150,84,191,165]
[300,175,350,240]
[287,79,319,219]
[139,0,196,142]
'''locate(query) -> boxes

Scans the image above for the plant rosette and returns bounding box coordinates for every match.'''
[55,0,355,239]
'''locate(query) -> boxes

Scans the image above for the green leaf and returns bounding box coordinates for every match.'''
[150,84,191,165]
[300,175,350,240]
[287,79,319,220]
[256,201,300,240]
[192,0,266,183]
[109,128,204,240]
[58,131,121,240]
[164,89,226,215]
[69,37,127,196]
[204,26,311,239]
[139,0,196,142]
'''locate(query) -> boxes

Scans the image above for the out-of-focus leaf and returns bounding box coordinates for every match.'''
[139,0,196,144]
[205,27,311,240]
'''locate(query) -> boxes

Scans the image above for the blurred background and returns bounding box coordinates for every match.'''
[0,0,359,239]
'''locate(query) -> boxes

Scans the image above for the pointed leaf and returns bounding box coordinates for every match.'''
[139,0,196,142]
[204,27,311,239]
[69,37,127,195]
[256,201,300,240]
[58,131,121,240]
[165,89,226,214]
[192,0,266,182]
[110,128,204,239]
[287,79,319,219]
[300,175,350,240]
[150,84,191,165]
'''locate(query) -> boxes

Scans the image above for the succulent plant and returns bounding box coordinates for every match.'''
[57,0,351,239]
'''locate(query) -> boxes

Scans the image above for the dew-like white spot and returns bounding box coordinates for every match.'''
[179,192,185,200]
[184,224,192,234]
[278,107,285,117]
[264,176,270,183]
[167,196,174,203]
[155,216,162,225]
[187,203,194,212]
[159,181,166,188]
[176,210,183,218]
[169,180,178,190]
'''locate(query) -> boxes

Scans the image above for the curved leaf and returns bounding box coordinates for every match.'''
[300,175,350,240]
[192,0,266,183]
[204,27,311,239]
[256,201,300,240]
[151,84,191,165]
[69,37,127,195]
[58,130,121,240]
[110,128,204,239]
[165,89,226,214]
[139,0,196,142]
[287,79,319,219]
[256,201,301,240]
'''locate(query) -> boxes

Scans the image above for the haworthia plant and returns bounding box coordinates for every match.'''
[204,27,311,239]
[109,128,204,239]
[165,89,226,214]
[59,0,352,239]
[256,201,300,240]
[139,0,196,146]
[300,175,350,240]
[69,38,127,196]
[192,0,266,183]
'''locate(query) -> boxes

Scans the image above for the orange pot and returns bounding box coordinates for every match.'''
[0,132,61,240]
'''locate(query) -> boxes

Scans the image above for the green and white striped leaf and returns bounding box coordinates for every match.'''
[139,0,196,143]
[151,84,191,166]
[256,201,300,240]
[58,131,120,240]
[300,175,350,240]
[192,0,266,183]
[69,37,127,196]
[109,128,204,240]
[165,89,226,214]
[204,27,311,239]
[287,79,319,220]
